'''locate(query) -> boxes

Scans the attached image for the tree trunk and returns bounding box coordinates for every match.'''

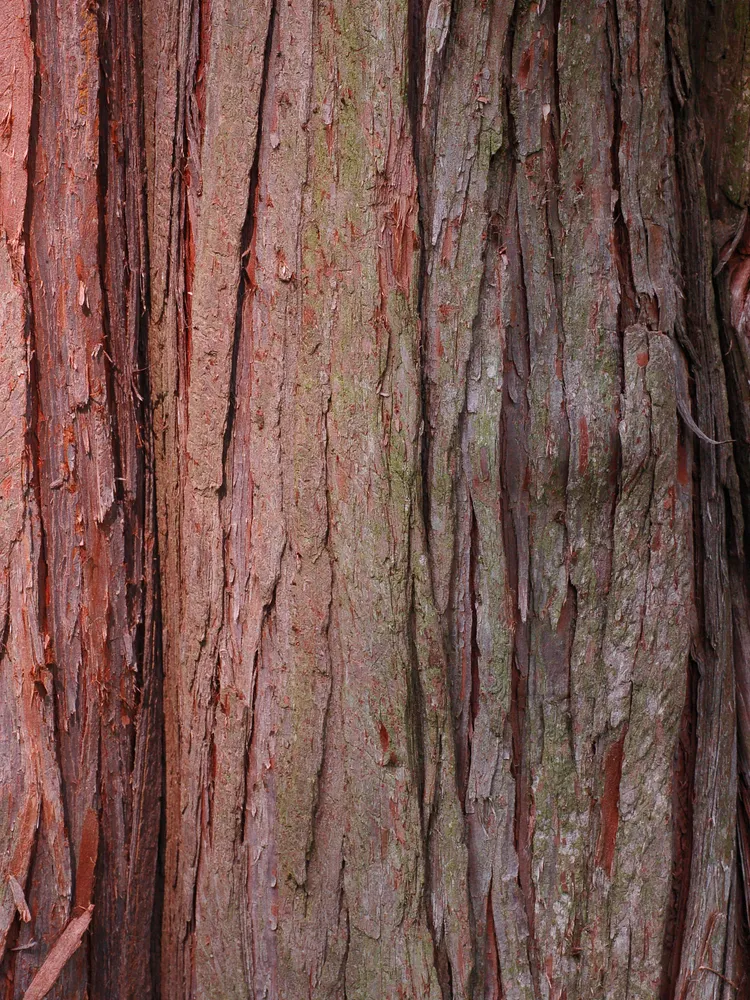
[1,0,749,998]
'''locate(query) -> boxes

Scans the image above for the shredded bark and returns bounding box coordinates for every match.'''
[22,906,94,1000]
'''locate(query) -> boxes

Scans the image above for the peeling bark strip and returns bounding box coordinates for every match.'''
[2,0,750,998]
[21,906,93,1000]
[8,878,31,926]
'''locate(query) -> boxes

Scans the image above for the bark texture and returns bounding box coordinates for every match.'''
[1,0,750,999]
[0,1,161,998]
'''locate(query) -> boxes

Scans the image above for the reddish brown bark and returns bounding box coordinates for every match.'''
[1,1,750,999]
[0,1,160,998]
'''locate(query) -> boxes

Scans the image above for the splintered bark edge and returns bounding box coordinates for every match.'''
[22,906,94,1000]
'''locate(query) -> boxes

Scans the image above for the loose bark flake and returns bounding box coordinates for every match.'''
[21,905,93,1000]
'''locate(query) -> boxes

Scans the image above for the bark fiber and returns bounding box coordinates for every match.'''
[1,0,750,998]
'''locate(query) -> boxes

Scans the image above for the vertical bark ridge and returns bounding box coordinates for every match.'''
[146,0,479,992]
[145,0,277,993]
[406,0,737,995]
[689,0,750,991]
[0,0,161,997]
[486,175,539,1000]
[0,7,76,996]
[509,5,574,995]
[417,0,744,995]
[93,1,163,994]
[666,7,741,994]
[0,0,49,977]
[415,4,528,996]
[221,0,277,492]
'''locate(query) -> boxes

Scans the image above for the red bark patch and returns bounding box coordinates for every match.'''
[303,305,316,327]
[0,0,33,248]
[596,730,626,876]
[74,807,99,914]
[518,46,533,90]
[379,722,390,752]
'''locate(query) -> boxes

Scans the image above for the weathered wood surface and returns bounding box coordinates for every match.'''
[0,0,749,998]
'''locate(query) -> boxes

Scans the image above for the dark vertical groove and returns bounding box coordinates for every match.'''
[468,504,480,757]
[498,195,538,996]
[22,0,44,661]
[129,0,158,730]
[405,516,450,997]
[485,879,503,1000]
[128,0,151,319]
[691,0,750,974]
[737,813,750,994]
[405,499,427,832]
[148,547,166,1000]
[404,11,454,990]
[96,0,125,509]
[603,4,631,688]
[660,653,698,1000]
[501,9,540,977]
[606,0,637,341]
[722,304,750,988]
[404,620,447,995]
[663,4,739,990]
[406,602,426,830]
[239,662,258,847]
[406,0,425,170]
[129,3,165,991]
[406,0,433,561]
[408,68,463,986]
[220,0,277,498]
[698,0,750,969]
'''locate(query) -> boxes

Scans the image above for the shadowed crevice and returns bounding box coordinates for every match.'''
[220,0,277,500]
[659,653,698,1000]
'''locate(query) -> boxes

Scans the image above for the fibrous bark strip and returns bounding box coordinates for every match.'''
[1,1,750,998]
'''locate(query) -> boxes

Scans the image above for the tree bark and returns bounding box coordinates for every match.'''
[1,1,749,998]
[0,0,162,997]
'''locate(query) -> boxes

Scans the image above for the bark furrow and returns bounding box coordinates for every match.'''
[1,1,750,998]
